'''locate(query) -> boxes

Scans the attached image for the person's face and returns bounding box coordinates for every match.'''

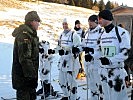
[88,20,97,29]
[75,23,80,28]
[63,22,68,30]
[98,17,108,27]
[31,20,40,30]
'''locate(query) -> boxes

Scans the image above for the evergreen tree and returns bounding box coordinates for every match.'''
[45,0,52,2]
[90,0,93,8]
[94,0,98,6]
[82,0,88,8]
[113,2,119,8]
[110,2,115,9]
[68,0,75,6]
[75,0,82,7]
[121,3,124,6]
[73,0,77,6]
[105,1,112,10]
[85,0,93,9]
[92,0,99,11]
[54,0,60,3]
[98,0,105,11]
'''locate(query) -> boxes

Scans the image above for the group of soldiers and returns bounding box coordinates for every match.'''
[12,9,131,100]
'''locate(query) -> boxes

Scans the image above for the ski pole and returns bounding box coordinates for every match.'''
[41,81,45,100]
[69,54,75,100]
[40,55,45,100]
[86,61,89,100]
[49,60,53,97]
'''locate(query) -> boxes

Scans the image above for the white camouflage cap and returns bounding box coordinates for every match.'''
[63,18,67,23]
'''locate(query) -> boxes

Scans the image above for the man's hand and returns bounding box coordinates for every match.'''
[99,57,110,65]
[48,49,55,54]
[85,54,93,62]
[83,47,94,54]
[39,48,44,54]
[72,47,80,54]
[58,49,64,56]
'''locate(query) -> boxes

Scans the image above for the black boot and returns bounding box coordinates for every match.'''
[43,82,55,97]
[52,91,58,96]
[60,97,68,100]
[36,87,43,95]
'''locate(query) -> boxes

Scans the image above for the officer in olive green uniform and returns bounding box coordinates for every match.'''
[12,11,41,100]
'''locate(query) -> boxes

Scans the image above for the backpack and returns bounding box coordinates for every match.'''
[115,26,122,43]
[58,31,74,46]
[81,29,85,38]
[97,28,104,44]
[116,26,132,82]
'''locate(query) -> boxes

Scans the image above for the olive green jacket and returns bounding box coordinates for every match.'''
[12,24,39,90]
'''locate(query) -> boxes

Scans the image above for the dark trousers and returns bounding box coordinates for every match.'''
[17,88,36,100]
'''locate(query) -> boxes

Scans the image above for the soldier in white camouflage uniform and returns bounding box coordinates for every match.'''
[82,15,104,100]
[57,18,81,100]
[98,10,130,100]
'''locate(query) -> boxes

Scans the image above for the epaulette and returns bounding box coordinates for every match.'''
[23,31,27,34]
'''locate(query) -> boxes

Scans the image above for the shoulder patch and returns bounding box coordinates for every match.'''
[23,31,27,34]
[24,39,29,41]
[115,26,122,43]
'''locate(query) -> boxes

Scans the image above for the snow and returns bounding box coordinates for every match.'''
[0,1,93,99]
[0,42,15,98]
[0,42,89,99]
[0,1,131,100]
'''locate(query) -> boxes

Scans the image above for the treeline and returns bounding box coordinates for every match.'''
[20,0,119,11]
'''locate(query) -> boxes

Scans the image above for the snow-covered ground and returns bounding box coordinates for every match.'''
[0,42,88,100]
[0,1,95,99]
[0,0,132,100]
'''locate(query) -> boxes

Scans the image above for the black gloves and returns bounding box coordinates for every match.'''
[99,57,110,65]
[72,47,80,54]
[25,78,38,89]
[58,49,64,56]
[85,54,93,62]
[114,77,123,92]
[83,47,94,54]
[48,49,55,54]
[39,48,44,54]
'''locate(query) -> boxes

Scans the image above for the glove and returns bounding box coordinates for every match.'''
[83,47,89,53]
[48,49,55,54]
[88,48,94,54]
[25,78,38,89]
[83,47,94,54]
[99,57,110,65]
[72,47,80,54]
[114,77,123,92]
[58,49,64,56]
[39,48,44,54]
[85,54,93,62]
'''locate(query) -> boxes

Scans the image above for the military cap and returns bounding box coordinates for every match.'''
[88,15,98,24]
[25,11,41,22]
[98,10,113,21]
[75,20,80,25]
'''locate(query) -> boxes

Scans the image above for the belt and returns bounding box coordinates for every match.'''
[100,66,123,69]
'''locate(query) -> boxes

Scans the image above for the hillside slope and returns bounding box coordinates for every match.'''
[0,0,98,46]
[0,0,27,9]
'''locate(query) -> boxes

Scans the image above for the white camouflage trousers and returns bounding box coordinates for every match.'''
[59,70,78,100]
[99,67,128,100]
[85,62,101,100]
